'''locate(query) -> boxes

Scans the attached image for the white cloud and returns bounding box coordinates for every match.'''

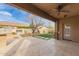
[0,11,12,17]
[0,13,28,24]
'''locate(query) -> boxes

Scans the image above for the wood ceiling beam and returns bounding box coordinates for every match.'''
[9,3,58,22]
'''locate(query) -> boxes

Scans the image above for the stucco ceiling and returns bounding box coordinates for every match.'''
[32,3,79,19]
[10,3,79,21]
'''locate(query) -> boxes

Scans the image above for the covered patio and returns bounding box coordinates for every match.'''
[0,3,79,56]
[10,3,79,42]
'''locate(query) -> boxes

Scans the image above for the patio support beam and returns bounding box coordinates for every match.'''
[9,3,57,22]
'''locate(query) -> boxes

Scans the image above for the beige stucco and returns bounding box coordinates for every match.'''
[58,15,79,42]
[37,26,49,34]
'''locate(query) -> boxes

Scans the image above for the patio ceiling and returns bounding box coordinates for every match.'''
[9,3,57,22]
[9,3,79,21]
[32,3,79,19]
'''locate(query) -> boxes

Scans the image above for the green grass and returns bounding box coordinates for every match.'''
[37,32,54,40]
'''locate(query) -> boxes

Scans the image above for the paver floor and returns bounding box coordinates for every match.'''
[12,37,79,56]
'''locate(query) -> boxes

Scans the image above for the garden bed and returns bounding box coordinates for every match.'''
[37,33,55,40]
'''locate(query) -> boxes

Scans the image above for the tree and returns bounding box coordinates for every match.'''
[28,14,45,36]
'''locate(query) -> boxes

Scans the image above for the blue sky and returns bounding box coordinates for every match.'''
[0,3,31,23]
[0,3,55,27]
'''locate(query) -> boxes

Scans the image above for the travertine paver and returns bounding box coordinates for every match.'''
[13,37,79,56]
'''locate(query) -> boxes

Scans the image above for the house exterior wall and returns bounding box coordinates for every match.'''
[38,26,49,34]
[58,15,79,42]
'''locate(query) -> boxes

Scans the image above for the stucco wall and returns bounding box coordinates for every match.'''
[59,15,79,42]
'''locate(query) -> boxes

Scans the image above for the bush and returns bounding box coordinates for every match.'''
[12,32,16,35]
[38,32,54,39]
[0,34,7,36]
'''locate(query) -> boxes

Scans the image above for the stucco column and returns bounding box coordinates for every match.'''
[58,19,64,40]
